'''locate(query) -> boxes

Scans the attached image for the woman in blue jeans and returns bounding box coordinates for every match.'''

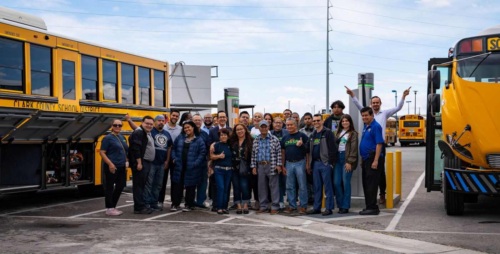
[230,123,253,214]
[210,128,233,215]
[334,114,359,214]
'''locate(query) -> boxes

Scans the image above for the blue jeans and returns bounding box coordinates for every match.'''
[279,174,286,205]
[143,162,164,207]
[232,171,250,205]
[196,163,208,206]
[215,168,233,210]
[313,161,334,211]
[286,160,308,209]
[334,152,353,209]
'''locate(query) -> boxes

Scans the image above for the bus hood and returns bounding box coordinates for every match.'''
[446,78,500,168]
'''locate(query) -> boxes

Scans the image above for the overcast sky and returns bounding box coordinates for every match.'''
[4,0,500,116]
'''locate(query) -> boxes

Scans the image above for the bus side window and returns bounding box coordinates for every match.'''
[0,37,24,92]
[103,60,117,102]
[82,55,98,100]
[138,66,150,105]
[30,44,52,96]
[154,70,165,107]
[121,63,135,104]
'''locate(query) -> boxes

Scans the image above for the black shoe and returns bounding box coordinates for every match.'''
[217,210,224,215]
[211,207,217,212]
[322,209,333,216]
[222,209,229,214]
[243,209,249,214]
[339,208,349,214]
[134,208,153,214]
[307,209,321,215]
[229,204,237,210]
[359,209,380,215]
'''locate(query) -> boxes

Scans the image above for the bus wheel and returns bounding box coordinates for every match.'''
[443,156,464,215]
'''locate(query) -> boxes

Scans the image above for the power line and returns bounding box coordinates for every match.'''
[143,49,324,55]
[349,0,500,22]
[214,73,324,80]
[331,29,443,48]
[219,61,324,67]
[5,6,323,21]
[331,48,422,64]
[332,60,421,75]
[98,0,324,8]
[50,25,323,34]
[332,5,482,31]
[332,18,455,39]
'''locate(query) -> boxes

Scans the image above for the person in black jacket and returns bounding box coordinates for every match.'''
[307,114,338,216]
[323,100,345,134]
[128,115,155,214]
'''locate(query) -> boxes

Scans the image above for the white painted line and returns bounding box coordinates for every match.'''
[385,172,425,231]
[0,197,103,216]
[215,217,235,224]
[375,229,500,236]
[302,212,392,223]
[7,215,274,227]
[143,210,182,221]
[68,204,134,218]
[301,220,313,227]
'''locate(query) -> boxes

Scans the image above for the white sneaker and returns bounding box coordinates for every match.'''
[170,206,178,212]
[113,208,123,215]
[182,206,192,212]
[105,208,121,216]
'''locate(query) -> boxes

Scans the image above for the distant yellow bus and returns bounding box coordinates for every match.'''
[385,117,397,146]
[0,7,170,194]
[399,114,426,146]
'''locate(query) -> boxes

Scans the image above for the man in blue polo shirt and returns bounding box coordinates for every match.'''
[359,107,385,215]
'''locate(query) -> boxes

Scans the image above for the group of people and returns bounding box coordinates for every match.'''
[99,86,411,216]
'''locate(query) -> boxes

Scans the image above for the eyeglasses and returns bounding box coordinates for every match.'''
[312,120,321,122]
[112,124,123,127]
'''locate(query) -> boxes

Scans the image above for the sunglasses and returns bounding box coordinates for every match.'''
[312,120,321,122]
[112,124,123,127]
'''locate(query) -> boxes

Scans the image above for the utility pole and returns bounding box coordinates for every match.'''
[414,90,418,115]
[326,0,332,114]
[406,101,412,115]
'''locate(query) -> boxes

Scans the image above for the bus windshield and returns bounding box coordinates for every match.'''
[457,53,500,83]
[403,121,420,127]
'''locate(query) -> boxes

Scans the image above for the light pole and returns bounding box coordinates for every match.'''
[414,90,418,115]
[392,90,397,119]
[406,101,412,115]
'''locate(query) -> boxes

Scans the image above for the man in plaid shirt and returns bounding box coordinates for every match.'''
[251,120,283,215]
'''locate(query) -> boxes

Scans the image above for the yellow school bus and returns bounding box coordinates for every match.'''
[399,114,425,146]
[385,117,397,146]
[0,7,170,194]
[426,25,500,215]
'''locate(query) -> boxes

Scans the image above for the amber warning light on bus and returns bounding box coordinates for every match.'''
[459,38,483,53]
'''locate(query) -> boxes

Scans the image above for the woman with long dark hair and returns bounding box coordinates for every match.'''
[229,123,254,214]
[334,114,359,214]
[100,119,129,216]
[170,121,206,211]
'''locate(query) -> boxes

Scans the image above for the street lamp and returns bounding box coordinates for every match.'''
[392,90,397,119]
[414,90,418,115]
[406,101,412,115]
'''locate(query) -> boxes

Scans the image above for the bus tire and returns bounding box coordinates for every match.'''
[443,156,464,216]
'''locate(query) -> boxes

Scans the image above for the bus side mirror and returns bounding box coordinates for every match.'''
[428,93,441,114]
[428,70,441,90]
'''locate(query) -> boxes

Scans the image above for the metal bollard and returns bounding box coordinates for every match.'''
[395,150,402,198]
[386,152,394,209]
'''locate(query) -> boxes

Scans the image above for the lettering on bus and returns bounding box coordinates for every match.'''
[4,30,20,38]
[80,105,100,112]
[104,53,116,59]
[13,100,77,112]
[61,42,75,49]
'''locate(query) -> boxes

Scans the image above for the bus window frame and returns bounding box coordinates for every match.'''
[153,69,165,107]
[81,55,98,101]
[102,59,117,102]
[0,37,25,93]
[138,66,151,106]
[120,62,135,105]
[30,43,52,97]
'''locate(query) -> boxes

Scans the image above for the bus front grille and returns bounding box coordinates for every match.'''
[486,154,500,168]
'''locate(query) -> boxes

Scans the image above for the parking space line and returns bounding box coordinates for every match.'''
[68,204,134,218]
[385,172,425,231]
[215,217,235,224]
[6,215,275,227]
[0,197,103,216]
[375,229,500,236]
[143,210,182,221]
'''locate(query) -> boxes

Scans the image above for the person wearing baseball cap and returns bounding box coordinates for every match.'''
[250,119,283,215]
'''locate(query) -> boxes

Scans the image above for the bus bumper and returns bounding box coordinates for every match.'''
[444,168,500,196]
